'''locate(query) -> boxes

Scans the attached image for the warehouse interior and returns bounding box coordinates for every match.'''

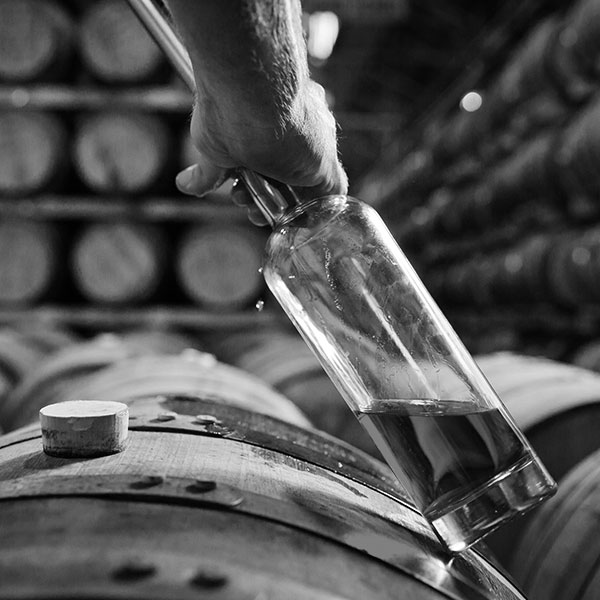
[2,1,600,599]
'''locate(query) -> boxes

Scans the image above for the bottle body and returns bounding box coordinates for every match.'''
[263,195,556,552]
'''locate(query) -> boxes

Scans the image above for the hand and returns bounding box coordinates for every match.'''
[176,80,348,223]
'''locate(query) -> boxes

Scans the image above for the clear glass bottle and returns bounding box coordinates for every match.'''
[253,184,556,553]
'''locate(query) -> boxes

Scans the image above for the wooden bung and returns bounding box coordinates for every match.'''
[78,0,164,84]
[40,400,128,458]
[176,224,265,310]
[0,220,60,306]
[0,111,67,196]
[73,112,170,195]
[0,0,73,82]
[71,222,168,305]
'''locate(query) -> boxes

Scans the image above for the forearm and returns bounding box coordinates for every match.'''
[165,0,309,131]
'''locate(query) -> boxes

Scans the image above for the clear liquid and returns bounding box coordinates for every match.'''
[357,401,527,519]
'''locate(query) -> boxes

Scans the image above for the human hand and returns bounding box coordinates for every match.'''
[175,79,348,224]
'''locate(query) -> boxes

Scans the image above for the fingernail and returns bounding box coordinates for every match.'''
[176,165,196,192]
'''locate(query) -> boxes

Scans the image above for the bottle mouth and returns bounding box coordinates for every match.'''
[277,194,350,228]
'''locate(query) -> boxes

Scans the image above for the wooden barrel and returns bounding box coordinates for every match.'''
[555,98,600,202]
[556,0,600,92]
[491,17,562,116]
[572,339,600,371]
[0,220,61,306]
[546,228,600,307]
[0,394,526,600]
[210,328,379,455]
[0,0,73,82]
[471,352,600,566]
[492,235,553,304]
[487,132,557,207]
[59,352,311,428]
[72,112,171,195]
[176,224,266,310]
[0,330,195,431]
[0,334,309,431]
[78,0,165,84]
[71,222,168,305]
[0,111,67,196]
[0,324,77,411]
[509,447,600,599]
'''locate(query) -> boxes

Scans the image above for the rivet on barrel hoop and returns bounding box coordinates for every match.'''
[153,411,177,422]
[186,480,217,494]
[194,414,219,425]
[189,568,229,589]
[112,560,157,582]
[129,475,165,489]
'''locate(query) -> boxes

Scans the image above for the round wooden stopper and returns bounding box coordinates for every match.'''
[78,0,164,84]
[0,111,67,196]
[0,220,59,305]
[73,112,170,195]
[40,400,129,458]
[176,225,265,310]
[0,0,73,82]
[71,222,167,305]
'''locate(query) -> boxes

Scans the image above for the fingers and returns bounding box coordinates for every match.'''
[231,178,269,226]
[176,155,230,197]
[309,159,349,199]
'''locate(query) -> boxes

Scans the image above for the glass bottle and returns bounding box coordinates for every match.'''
[247,175,556,553]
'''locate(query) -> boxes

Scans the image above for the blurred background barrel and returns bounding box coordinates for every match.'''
[509,447,600,600]
[0,324,76,408]
[0,111,67,197]
[210,327,378,454]
[555,98,600,207]
[0,220,62,306]
[175,224,266,311]
[77,0,165,85]
[71,222,169,305]
[0,331,310,431]
[473,352,600,565]
[0,330,193,431]
[72,111,171,195]
[0,0,73,83]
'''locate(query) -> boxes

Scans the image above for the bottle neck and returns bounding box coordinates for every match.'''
[238,169,301,228]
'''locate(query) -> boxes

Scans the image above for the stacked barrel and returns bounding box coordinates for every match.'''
[0,0,268,318]
[370,0,600,359]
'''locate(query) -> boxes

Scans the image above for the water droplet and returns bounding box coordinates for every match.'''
[129,475,164,489]
[255,299,265,312]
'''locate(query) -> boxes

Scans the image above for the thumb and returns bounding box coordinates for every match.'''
[176,155,230,197]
